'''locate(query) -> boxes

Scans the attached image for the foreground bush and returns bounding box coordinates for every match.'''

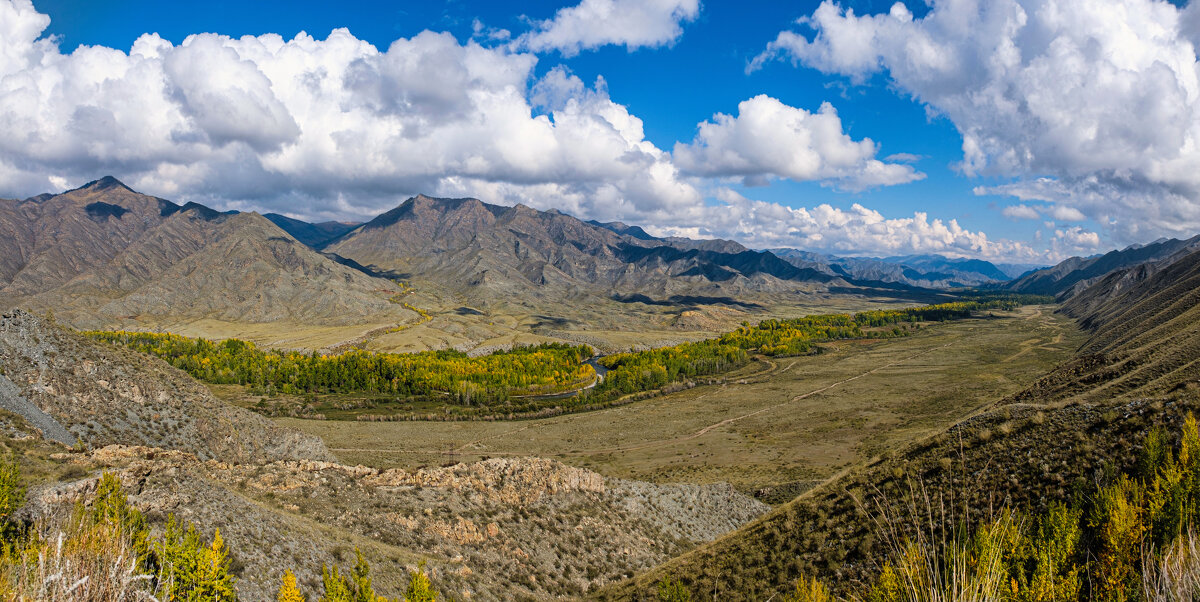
[0,470,233,600]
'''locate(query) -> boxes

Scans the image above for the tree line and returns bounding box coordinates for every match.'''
[85,331,595,404]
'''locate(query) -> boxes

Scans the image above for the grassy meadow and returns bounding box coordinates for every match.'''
[282,305,1082,496]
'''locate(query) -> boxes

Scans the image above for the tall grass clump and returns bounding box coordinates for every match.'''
[0,469,235,601]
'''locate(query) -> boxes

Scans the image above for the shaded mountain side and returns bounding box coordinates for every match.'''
[588,219,657,240]
[323,195,855,303]
[0,309,332,463]
[1006,234,1200,297]
[887,255,1010,281]
[264,213,359,248]
[0,177,414,328]
[770,248,1009,289]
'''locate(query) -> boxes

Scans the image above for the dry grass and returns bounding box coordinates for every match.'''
[1143,530,1200,601]
[2,522,159,601]
[283,306,1081,495]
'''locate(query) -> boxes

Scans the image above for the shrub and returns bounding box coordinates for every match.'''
[656,576,691,601]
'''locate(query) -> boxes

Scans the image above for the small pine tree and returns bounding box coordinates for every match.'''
[350,549,380,602]
[86,472,149,565]
[193,528,237,600]
[403,561,437,602]
[278,569,306,602]
[157,516,236,600]
[656,576,692,601]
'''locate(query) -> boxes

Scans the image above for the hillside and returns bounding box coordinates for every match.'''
[1006,234,1200,297]
[0,309,330,463]
[22,447,766,600]
[599,242,1200,599]
[0,177,415,330]
[1008,245,1200,403]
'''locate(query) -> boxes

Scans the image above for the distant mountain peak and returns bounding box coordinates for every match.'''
[77,175,133,193]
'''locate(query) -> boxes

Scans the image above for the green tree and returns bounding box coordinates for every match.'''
[320,564,353,602]
[0,453,23,524]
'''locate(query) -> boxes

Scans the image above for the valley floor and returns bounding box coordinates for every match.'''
[284,305,1082,497]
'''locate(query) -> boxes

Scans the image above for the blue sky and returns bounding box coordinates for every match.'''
[5,0,1200,262]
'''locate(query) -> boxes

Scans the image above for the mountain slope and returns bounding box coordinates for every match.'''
[263,213,359,248]
[323,195,847,307]
[0,309,331,463]
[1009,246,1200,403]
[771,248,1010,289]
[1006,234,1200,297]
[0,177,413,329]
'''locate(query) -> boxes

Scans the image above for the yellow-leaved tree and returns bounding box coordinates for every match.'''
[278,569,306,602]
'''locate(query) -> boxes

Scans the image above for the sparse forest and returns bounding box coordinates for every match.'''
[85,332,595,403]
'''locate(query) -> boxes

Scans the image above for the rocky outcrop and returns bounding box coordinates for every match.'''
[26,445,767,600]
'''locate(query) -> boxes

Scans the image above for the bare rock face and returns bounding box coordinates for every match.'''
[0,310,332,463]
[26,446,767,601]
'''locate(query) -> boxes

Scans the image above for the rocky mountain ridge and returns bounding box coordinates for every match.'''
[0,177,414,329]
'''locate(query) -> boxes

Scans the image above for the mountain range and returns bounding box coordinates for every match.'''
[1,179,969,342]
[0,177,417,330]
[10,175,1200,352]
[1006,234,1200,297]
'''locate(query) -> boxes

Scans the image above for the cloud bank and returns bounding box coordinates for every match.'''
[673,95,923,191]
[0,0,1040,261]
[753,0,1200,247]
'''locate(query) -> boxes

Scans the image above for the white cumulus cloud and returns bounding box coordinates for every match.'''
[696,188,1038,260]
[513,0,699,57]
[754,0,1200,246]
[673,95,924,191]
